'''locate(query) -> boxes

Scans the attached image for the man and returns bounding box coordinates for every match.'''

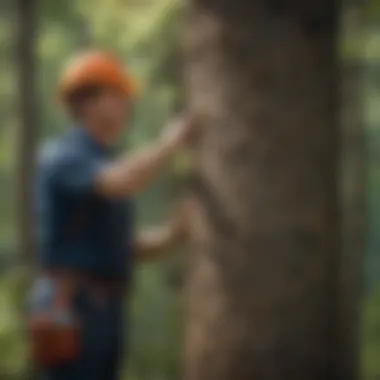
[30,51,192,380]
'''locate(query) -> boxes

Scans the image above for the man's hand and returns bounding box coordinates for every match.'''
[134,199,190,263]
[160,114,199,151]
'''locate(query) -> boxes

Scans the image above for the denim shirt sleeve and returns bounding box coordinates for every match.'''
[51,150,104,197]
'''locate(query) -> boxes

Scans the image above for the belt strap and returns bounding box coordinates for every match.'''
[43,270,126,297]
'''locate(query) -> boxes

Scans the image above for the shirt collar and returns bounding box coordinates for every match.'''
[69,126,113,156]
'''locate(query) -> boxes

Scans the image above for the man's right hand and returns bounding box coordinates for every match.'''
[161,114,199,151]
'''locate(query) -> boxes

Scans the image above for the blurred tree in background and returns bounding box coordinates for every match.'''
[0,0,378,379]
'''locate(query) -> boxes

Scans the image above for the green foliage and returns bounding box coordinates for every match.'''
[0,1,379,379]
[363,0,380,25]
[0,0,184,379]
[362,288,380,380]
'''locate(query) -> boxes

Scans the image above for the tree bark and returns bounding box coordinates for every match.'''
[183,1,347,380]
[15,2,38,379]
[15,0,38,270]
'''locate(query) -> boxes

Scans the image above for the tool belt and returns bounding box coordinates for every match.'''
[44,269,127,297]
[27,269,126,368]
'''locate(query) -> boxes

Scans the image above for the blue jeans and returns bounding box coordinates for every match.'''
[29,278,126,380]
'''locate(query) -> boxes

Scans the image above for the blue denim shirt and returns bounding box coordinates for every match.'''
[34,127,134,281]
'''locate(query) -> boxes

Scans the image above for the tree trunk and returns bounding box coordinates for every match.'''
[15,0,38,271]
[183,1,347,380]
[15,2,38,379]
[338,2,365,379]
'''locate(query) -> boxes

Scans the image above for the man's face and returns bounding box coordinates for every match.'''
[84,88,131,143]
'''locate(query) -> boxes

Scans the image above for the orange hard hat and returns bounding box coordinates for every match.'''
[58,50,139,102]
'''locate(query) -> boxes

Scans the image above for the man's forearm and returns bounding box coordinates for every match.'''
[94,115,194,199]
[95,138,177,198]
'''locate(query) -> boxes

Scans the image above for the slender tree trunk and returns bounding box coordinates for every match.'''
[183,1,349,380]
[338,2,365,379]
[15,2,38,379]
[76,15,91,49]
[14,0,38,306]
[15,0,38,270]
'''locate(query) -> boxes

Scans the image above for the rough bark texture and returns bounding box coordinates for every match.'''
[183,1,348,380]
